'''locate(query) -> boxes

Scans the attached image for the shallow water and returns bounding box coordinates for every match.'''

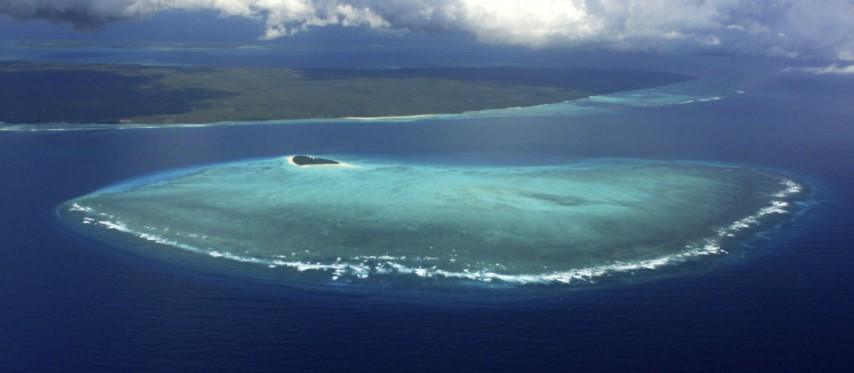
[62,157,803,285]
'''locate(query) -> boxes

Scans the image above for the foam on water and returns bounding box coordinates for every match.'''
[60,156,806,286]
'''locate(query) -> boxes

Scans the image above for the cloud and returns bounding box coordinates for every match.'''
[0,0,153,30]
[0,0,391,37]
[783,63,854,75]
[1,0,853,60]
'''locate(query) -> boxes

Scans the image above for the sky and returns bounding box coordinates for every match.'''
[1,0,853,68]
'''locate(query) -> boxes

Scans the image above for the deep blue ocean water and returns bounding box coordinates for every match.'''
[2,51,854,371]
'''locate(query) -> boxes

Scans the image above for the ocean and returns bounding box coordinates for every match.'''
[1,50,853,371]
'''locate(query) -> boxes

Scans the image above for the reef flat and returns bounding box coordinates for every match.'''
[60,156,803,286]
[0,61,691,124]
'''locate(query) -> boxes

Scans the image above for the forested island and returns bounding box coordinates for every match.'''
[0,61,692,124]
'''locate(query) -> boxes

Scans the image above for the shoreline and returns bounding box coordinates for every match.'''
[0,79,733,133]
[1,62,694,126]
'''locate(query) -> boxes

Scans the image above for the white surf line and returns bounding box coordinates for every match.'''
[343,113,442,121]
[66,177,804,286]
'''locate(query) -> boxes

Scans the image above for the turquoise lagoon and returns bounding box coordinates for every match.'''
[60,156,803,286]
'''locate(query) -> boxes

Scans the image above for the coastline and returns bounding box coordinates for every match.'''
[0,78,734,133]
[2,63,696,125]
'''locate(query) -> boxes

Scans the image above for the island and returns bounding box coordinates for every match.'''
[60,156,803,285]
[0,61,693,124]
[290,155,340,166]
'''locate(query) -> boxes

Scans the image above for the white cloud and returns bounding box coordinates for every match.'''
[447,0,601,48]
[1,0,853,61]
[784,63,854,75]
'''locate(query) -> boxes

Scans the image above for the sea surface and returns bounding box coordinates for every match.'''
[1,48,854,371]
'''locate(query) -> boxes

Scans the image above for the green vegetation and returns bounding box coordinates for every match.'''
[0,61,692,124]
